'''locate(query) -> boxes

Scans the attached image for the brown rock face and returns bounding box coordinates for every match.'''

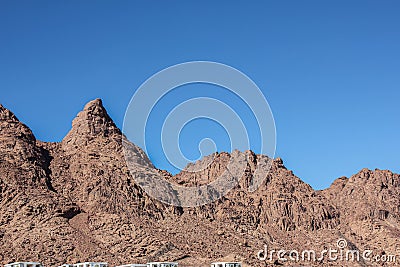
[0,99,398,267]
[320,169,400,261]
[62,99,122,151]
[0,104,48,187]
[0,105,83,264]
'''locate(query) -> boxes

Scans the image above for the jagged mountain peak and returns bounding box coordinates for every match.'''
[0,104,52,189]
[345,168,399,188]
[0,103,36,144]
[62,98,121,150]
[0,103,20,122]
[84,97,103,108]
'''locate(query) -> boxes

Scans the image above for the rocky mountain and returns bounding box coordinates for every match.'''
[0,99,398,266]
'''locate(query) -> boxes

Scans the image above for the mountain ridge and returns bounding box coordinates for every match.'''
[0,99,398,266]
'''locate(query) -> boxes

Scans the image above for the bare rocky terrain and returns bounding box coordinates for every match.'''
[0,99,398,266]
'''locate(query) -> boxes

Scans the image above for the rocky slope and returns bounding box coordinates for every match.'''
[0,99,398,267]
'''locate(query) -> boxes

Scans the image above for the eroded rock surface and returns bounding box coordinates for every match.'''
[0,100,398,266]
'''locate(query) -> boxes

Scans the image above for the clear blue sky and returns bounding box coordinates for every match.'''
[1,0,399,189]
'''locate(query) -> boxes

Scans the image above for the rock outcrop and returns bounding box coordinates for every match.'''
[0,99,398,266]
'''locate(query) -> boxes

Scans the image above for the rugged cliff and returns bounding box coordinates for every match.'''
[0,100,398,266]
